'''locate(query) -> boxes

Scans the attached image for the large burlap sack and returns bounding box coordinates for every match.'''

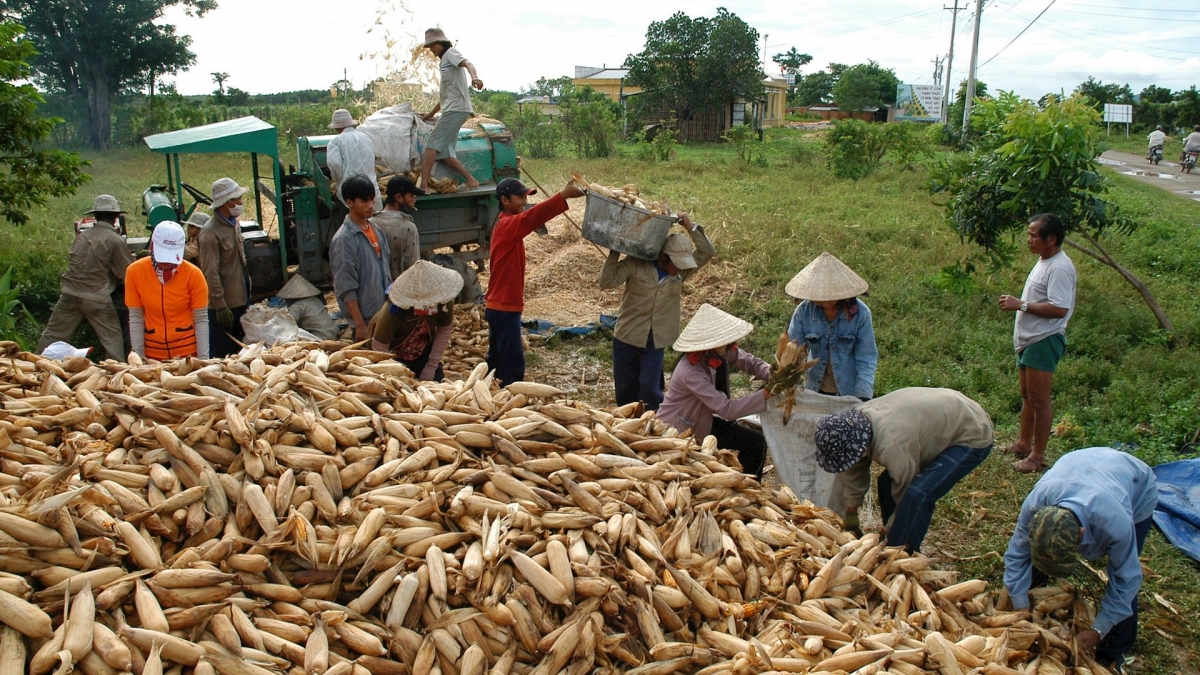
[761,389,860,510]
[359,103,430,174]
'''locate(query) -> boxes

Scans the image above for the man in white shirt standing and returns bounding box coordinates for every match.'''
[326,108,377,203]
[998,213,1077,474]
[420,28,484,192]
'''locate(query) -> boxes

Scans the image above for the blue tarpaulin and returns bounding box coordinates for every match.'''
[1152,458,1200,562]
[523,315,617,342]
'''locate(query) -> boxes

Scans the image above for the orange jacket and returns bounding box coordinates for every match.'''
[125,258,209,360]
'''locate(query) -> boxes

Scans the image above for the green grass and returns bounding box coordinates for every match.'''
[16,129,1200,673]
[526,130,1200,674]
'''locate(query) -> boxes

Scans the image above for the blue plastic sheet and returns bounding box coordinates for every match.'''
[1152,458,1200,562]
[522,314,617,342]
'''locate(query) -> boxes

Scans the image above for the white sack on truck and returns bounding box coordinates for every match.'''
[358,103,432,175]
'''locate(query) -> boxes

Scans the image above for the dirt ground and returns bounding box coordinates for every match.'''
[1100,149,1200,202]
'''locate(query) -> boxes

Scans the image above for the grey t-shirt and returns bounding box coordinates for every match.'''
[1014,250,1076,351]
[1184,132,1200,153]
[439,47,473,113]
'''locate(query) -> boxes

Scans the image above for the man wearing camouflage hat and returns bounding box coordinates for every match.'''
[1004,448,1157,672]
[36,195,135,361]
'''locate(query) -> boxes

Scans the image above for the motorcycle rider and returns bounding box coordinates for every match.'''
[1181,125,1200,162]
[1147,125,1166,161]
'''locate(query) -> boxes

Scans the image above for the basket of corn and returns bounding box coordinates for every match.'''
[573,172,677,260]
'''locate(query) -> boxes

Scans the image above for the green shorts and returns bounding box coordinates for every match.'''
[1017,333,1066,373]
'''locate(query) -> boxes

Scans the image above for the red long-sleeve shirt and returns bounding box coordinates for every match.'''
[485,194,568,312]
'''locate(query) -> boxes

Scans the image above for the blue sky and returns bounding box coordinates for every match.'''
[163,0,1200,101]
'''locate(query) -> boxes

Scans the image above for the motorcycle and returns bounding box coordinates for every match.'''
[1183,151,1198,174]
[1149,145,1163,166]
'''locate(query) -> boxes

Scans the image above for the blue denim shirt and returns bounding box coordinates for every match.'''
[786,298,878,400]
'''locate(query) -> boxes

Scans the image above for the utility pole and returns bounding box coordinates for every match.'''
[961,0,983,142]
[931,56,944,87]
[940,0,960,123]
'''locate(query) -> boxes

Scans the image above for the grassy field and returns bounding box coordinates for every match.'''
[16,127,1200,673]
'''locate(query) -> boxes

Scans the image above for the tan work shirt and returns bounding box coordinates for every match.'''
[834,387,995,524]
[372,209,421,282]
[196,213,248,310]
[598,226,715,348]
[59,223,134,302]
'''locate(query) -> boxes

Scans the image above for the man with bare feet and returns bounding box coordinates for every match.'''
[420,28,483,191]
[998,213,1076,473]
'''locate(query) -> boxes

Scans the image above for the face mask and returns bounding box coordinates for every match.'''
[227,204,244,218]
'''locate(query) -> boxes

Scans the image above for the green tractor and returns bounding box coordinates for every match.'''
[139,115,518,303]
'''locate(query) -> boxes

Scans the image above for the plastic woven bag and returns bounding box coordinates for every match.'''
[240,304,299,346]
[761,389,860,510]
[359,103,429,174]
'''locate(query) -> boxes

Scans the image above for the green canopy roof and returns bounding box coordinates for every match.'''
[144,116,280,159]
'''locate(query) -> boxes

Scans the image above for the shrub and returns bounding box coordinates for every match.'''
[634,124,679,162]
[507,107,561,159]
[723,124,766,165]
[824,119,884,179]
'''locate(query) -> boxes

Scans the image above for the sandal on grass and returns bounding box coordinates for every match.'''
[1012,457,1047,473]
[999,443,1031,458]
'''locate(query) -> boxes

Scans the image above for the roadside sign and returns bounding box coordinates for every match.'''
[895,84,942,122]
[1104,103,1133,137]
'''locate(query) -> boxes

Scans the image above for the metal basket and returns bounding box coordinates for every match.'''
[581,192,677,260]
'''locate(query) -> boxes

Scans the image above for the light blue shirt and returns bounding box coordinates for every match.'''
[786,298,878,400]
[1003,447,1157,636]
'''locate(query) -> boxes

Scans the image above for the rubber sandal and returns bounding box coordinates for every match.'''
[1012,457,1047,473]
[999,443,1031,458]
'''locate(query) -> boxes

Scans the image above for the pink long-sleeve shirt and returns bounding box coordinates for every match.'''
[656,347,772,440]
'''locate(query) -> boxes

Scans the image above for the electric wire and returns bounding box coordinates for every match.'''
[978,0,1058,69]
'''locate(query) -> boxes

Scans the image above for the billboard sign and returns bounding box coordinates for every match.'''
[1104,103,1132,124]
[895,83,943,122]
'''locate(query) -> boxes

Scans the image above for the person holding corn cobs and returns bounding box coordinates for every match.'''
[814,387,994,551]
[656,304,772,477]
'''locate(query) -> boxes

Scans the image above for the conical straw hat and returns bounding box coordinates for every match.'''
[276,274,322,300]
[388,260,463,309]
[672,304,754,352]
[785,251,869,301]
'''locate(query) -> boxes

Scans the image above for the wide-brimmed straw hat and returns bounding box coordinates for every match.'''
[276,274,323,300]
[83,194,125,215]
[785,251,869,301]
[388,260,463,309]
[661,233,697,270]
[672,303,754,352]
[422,28,451,47]
[328,108,359,130]
[210,178,248,209]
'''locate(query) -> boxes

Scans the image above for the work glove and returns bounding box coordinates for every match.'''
[843,511,862,538]
[216,307,234,328]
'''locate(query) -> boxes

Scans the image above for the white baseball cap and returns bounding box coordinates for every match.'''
[151,221,187,265]
[41,341,91,360]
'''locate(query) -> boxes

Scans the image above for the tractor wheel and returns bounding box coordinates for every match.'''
[428,253,485,305]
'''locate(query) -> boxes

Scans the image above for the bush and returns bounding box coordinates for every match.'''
[825,120,930,179]
[634,124,679,162]
[562,99,618,158]
[723,124,766,165]
[507,107,561,159]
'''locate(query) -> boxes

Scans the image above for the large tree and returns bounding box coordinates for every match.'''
[772,47,811,94]
[832,61,898,112]
[1,0,216,149]
[0,22,88,224]
[793,64,846,106]
[1072,76,1133,112]
[624,8,762,128]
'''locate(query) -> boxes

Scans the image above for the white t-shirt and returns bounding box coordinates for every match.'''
[439,47,473,114]
[1184,132,1200,153]
[1014,250,1076,351]
[1147,130,1165,148]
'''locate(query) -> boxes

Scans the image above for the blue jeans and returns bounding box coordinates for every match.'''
[1096,516,1152,669]
[485,308,524,384]
[612,336,665,410]
[883,443,992,552]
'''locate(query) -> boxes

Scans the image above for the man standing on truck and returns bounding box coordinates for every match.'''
[373,175,422,281]
[331,176,392,342]
[198,177,251,358]
[36,194,134,361]
[598,217,715,410]
[420,28,484,191]
[486,177,584,383]
[327,109,377,203]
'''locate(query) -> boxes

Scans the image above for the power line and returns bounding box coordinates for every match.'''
[1005,8,1199,58]
[823,7,943,36]
[978,0,1058,68]
[1056,8,1200,21]
[1060,2,1199,12]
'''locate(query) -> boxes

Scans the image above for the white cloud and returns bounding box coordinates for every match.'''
[160,0,1200,101]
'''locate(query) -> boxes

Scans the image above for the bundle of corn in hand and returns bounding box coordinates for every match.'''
[0,341,1114,675]
[764,335,820,421]
[570,173,670,216]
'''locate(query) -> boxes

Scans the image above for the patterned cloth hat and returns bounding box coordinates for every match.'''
[1029,506,1082,577]
[814,409,873,473]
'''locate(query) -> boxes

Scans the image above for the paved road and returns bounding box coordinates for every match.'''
[1100,150,1200,203]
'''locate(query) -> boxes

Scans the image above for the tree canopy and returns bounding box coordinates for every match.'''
[1,0,216,149]
[793,64,846,106]
[522,76,572,99]
[772,47,811,94]
[1072,76,1134,110]
[832,61,898,112]
[0,22,89,225]
[624,8,762,122]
